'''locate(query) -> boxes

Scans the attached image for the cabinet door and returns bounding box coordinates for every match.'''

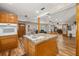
[36,38,58,56]
[7,14,18,23]
[0,35,18,50]
[0,13,8,23]
[0,12,18,23]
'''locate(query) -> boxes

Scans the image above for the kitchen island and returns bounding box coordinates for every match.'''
[23,33,58,56]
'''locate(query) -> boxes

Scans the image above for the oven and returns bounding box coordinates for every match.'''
[0,23,17,36]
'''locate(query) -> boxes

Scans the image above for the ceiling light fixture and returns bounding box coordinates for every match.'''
[39,12,49,17]
[41,7,45,10]
[36,11,39,13]
[25,15,28,17]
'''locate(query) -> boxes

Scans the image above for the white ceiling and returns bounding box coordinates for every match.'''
[0,3,76,24]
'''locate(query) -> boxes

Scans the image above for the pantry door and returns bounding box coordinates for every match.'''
[18,23,26,37]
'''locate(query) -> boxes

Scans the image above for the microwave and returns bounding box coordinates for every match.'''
[0,23,17,36]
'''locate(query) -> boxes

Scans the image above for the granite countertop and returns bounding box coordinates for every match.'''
[23,33,57,44]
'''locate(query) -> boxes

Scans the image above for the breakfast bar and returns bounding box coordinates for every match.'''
[23,33,58,56]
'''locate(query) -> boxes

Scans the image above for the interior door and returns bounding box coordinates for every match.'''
[18,23,26,37]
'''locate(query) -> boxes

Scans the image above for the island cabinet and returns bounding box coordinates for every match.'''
[0,12,18,23]
[35,38,58,56]
[23,34,58,56]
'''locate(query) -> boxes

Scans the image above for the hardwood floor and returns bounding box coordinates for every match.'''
[57,36,76,56]
[0,36,76,56]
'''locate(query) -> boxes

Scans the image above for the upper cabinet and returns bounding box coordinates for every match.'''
[0,12,18,23]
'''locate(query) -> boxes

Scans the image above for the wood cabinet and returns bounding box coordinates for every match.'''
[0,12,18,23]
[23,37,58,56]
[0,35,18,51]
[76,4,79,56]
[0,11,18,55]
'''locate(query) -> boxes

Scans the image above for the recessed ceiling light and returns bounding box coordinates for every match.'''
[36,11,39,13]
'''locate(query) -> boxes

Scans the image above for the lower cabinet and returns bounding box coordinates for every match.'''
[23,37,58,56]
[0,35,18,50]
